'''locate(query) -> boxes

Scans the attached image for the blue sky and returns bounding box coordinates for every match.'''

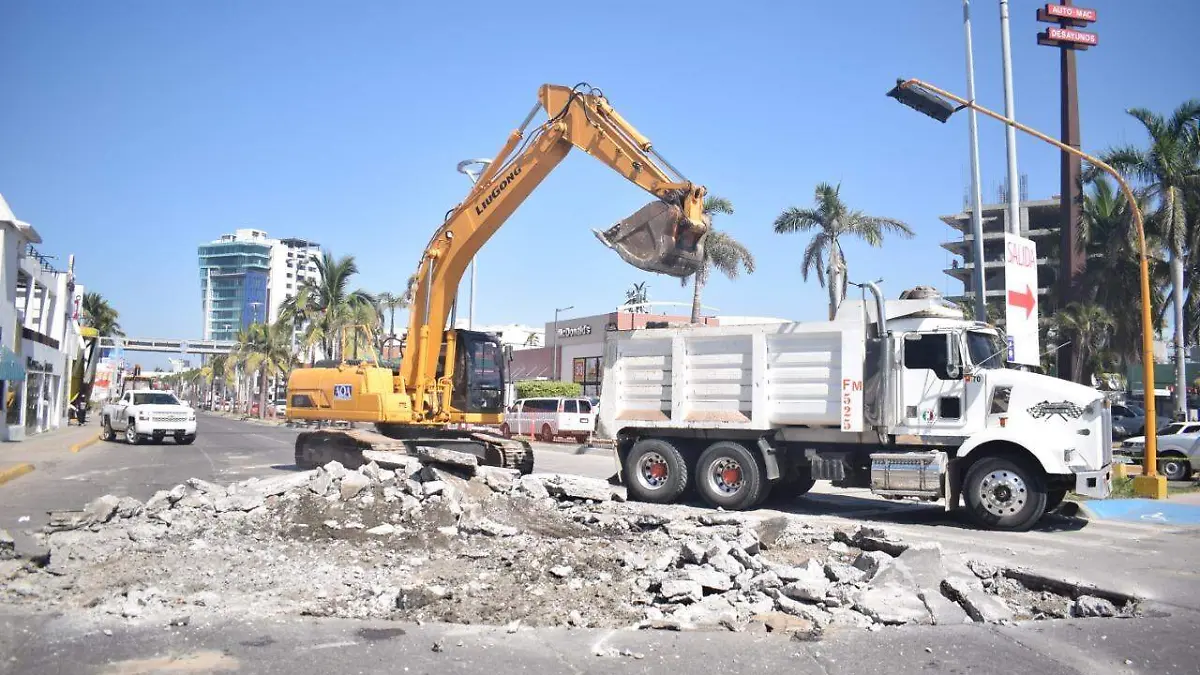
[2,0,1197,360]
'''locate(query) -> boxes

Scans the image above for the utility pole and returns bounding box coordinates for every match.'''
[551,305,573,381]
[999,0,1022,235]
[963,0,988,323]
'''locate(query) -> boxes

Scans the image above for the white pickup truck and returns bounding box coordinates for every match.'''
[100,389,197,445]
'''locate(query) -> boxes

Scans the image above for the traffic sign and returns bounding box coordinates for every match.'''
[1004,233,1041,366]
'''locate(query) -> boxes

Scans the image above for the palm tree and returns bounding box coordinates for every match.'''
[624,282,649,313]
[234,322,294,419]
[1078,176,1169,367]
[523,331,541,347]
[680,196,755,323]
[376,291,407,337]
[293,252,375,362]
[774,182,914,319]
[1096,100,1200,414]
[81,292,124,337]
[1052,303,1114,385]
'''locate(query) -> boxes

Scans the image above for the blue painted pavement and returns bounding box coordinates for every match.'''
[1082,499,1200,525]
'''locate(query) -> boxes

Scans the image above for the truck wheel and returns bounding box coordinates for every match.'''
[499,423,511,439]
[963,456,1047,531]
[1160,456,1191,481]
[624,438,688,504]
[763,470,817,505]
[125,422,141,445]
[695,441,765,511]
[101,417,115,442]
[176,433,196,445]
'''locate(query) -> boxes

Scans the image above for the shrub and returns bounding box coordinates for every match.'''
[515,380,582,399]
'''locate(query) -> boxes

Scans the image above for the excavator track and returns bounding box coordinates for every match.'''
[294,427,535,475]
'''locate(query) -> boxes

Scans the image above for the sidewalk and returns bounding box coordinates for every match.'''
[0,424,100,486]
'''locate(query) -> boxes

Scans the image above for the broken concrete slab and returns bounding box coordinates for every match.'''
[144,490,172,514]
[114,497,144,520]
[824,561,867,584]
[476,466,519,493]
[413,446,478,472]
[214,493,265,513]
[685,567,733,592]
[309,470,333,496]
[754,516,789,549]
[852,550,893,580]
[186,478,227,497]
[366,524,397,536]
[515,475,550,500]
[679,540,707,565]
[707,552,745,578]
[836,525,908,556]
[1072,595,1117,618]
[659,579,703,604]
[941,576,1015,623]
[321,461,348,480]
[83,495,121,525]
[540,474,613,502]
[339,472,371,501]
[853,582,933,625]
[776,560,829,602]
[360,450,421,474]
[0,529,14,560]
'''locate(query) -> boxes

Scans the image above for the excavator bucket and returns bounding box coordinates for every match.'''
[593,199,707,278]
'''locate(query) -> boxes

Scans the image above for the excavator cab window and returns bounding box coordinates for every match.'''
[450,330,505,414]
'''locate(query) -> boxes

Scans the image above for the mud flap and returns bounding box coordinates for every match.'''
[593,199,706,278]
[944,458,962,511]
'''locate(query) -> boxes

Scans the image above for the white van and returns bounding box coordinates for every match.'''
[500,397,596,442]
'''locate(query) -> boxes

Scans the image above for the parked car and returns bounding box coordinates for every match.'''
[274,402,287,417]
[1110,402,1170,439]
[500,397,596,442]
[1119,421,1200,481]
[100,389,197,445]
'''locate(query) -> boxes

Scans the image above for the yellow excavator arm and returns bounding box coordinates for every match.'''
[401,82,710,422]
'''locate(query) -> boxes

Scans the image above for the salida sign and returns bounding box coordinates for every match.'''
[1004,233,1041,366]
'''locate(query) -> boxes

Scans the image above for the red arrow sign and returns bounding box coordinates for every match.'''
[1007,285,1036,318]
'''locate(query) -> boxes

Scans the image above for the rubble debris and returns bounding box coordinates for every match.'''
[1071,595,1117,618]
[413,446,478,472]
[0,455,1136,638]
[0,529,14,561]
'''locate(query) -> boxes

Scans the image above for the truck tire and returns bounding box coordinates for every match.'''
[763,470,817,505]
[695,441,765,511]
[101,417,115,442]
[624,438,688,504]
[963,456,1047,531]
[1045,489,1066,512]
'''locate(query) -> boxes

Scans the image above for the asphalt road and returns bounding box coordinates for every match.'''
[2,414,1199,674]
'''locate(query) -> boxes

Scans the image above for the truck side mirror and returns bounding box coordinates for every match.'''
[503,344,514,363]
[945,334,963,379]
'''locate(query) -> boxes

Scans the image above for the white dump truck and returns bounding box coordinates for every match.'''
[596,285,1113,531]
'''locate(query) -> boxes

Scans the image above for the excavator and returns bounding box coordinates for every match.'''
[286,82,710,472]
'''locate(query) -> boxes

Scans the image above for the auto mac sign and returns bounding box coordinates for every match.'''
[1004,233,1041,366]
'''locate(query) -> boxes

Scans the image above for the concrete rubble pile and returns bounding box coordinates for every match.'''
[0,448,1138,638]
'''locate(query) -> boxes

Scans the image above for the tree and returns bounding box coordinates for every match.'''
[233,321,294,419]
[376,291,408,337]
[1052,303,1114,385]
[1097,99,1200,414]
[681,196,755,323]
[523,331,541,347]
[287,252,375,362]
[774,182,914,319]
[624,282,649,313]
[1078,176,1169,366]
[80,292,124,337]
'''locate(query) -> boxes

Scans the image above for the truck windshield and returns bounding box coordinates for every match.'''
[966,331,1007,370]
[133,393,181,405]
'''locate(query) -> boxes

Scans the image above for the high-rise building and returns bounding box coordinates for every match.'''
[198,229,321,341]
[940,197,1061,324]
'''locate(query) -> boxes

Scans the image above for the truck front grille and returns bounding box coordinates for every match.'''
[153,414,188,423]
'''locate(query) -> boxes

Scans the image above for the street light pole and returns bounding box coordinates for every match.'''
[962,0,988,323]
[999,0,1022,235]
[457,158,493,331]
[551,305,574,381]
[888,77,1168,499]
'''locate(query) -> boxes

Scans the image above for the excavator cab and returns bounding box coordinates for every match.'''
[594,198,708,278]
[448,329,507,415]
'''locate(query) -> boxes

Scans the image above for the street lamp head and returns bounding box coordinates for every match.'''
[887,79,958,123]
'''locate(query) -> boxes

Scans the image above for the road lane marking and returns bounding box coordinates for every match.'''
[70,434,102,453]
[249,433,290,445]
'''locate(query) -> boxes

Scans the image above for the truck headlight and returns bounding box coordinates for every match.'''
[989,386,1012,414]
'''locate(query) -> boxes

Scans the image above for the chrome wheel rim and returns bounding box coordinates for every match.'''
[1161,460,1185,480]
[125,425,137,443]
[636,451,669,490]
[708,457,744,496]
[979,469,1027,517]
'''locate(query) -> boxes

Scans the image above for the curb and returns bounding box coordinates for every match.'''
[70,434,102,453]
[0,463,35,487]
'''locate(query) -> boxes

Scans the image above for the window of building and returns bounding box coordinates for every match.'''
[573,356,603,398]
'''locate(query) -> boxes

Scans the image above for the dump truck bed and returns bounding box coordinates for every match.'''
[596,321,867,437]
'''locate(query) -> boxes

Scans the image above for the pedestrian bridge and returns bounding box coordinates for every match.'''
[98,336,236,355]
